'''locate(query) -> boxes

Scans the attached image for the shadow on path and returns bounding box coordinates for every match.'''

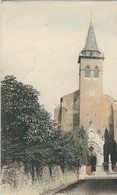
[57,179,117,195]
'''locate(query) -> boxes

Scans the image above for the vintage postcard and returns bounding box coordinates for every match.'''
[1,1,117,195]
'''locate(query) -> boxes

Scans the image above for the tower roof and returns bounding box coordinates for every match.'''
[81,22,102,58]
[83,22,99,52]
[78,22,104,63]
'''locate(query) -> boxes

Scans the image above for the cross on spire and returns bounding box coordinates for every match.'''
[90,11,92,24]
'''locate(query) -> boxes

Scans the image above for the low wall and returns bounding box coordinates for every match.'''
[2,164,79,195]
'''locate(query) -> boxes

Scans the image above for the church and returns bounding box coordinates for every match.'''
[54,22,117,172]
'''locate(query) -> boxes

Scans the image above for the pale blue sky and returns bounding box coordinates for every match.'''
[2,1,117,117]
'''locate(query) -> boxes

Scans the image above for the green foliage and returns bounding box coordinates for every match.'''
[53,127,88,171]
[102,162,108,171]
[1,75,88,181]
[1,75,56,168]
[104,128,117,170]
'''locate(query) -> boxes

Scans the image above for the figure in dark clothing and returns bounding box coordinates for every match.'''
[91,155,97,172]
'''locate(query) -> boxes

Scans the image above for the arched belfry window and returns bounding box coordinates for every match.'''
[94,66,99,78]
[85,66,90,77]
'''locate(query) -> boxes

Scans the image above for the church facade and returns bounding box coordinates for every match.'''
[54,23,117,170]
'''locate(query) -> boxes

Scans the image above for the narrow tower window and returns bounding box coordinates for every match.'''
[94,66,99,78]
[85,66,90,77]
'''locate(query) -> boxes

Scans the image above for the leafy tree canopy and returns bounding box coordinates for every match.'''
[1,75,56,166]
[1,75,88,179]
[52,127,88,170]
[104,128,117,169]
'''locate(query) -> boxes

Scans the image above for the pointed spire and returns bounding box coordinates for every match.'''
[81,22,101,57]
[78,21,104,63]
[83,23,99,52]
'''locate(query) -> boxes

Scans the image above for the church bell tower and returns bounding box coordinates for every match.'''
[78,22,104,130]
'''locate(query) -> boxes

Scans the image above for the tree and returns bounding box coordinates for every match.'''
[52,127,88,172]
[104,128,117,170]
[1,75,56,170]
[1,75,88,182]
[104,128,109,165]
[64,127,88,168]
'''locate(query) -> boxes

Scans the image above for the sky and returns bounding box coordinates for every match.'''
[1,1,117,118]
